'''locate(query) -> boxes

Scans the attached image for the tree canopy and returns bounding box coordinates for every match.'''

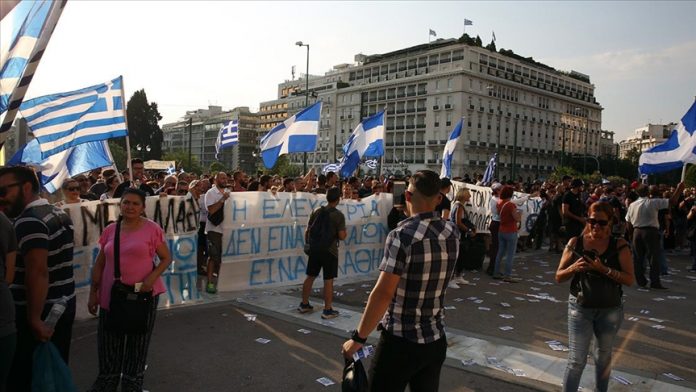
[126,89,163,160]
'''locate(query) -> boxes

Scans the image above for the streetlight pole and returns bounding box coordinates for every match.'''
[487,85,502,179]
[560,121,566,167]
[187,117,193,169]
[296,41,310,174]
[511,117,518,181]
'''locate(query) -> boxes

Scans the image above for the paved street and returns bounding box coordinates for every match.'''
[70,301,544,391]
[69,247,696,391]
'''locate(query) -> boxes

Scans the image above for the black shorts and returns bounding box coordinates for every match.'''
[306,249,338,280]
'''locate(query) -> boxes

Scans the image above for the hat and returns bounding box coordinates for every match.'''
[491,182,503,191]
[570,179,584,188]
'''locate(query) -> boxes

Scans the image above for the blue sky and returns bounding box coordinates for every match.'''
[25,1,696,142]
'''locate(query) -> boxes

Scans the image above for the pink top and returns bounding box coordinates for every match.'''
[98,219,166,310]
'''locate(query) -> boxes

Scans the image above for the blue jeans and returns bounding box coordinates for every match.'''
[563,296,623,392]
[494,232,517,277]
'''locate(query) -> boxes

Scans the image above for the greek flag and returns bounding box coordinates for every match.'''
[0,0,66,143]
[260,101,321,168]
[9,138,114,194]
[464,19,473,26]
[482,153,497,185]
[215,120,238,159]
[166,163,176,175]
[440,118,463,178]
[19,76,128,159]
[639,101,696,175]
[338,111,384,178]
[322,162,340,174]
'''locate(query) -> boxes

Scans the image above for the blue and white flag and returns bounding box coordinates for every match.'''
[322,162,340,174]
[215,119,238,159]
[338,111,385,178]
[639,101,696,175]
[481,153,497,186]
[9,138,114,194]
[166,163,176,175]
[440,118,463,178]
[0,0,66,142]
[260,101,321,168]
[19,76,128,159]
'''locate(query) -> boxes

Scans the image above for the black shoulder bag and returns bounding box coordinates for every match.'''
[105,218,154,334]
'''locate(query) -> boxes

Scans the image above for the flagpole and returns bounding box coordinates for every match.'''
[119,76,134,185]
[379,108,387,178]
[682,164,688,182]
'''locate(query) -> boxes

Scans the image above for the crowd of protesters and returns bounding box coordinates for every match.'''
[3,156,696,391]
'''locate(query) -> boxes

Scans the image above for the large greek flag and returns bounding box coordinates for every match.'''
[9,138,114,193]
[260,101,321,168]
[19,76,128,159]
[440,118,463,178]
[338,111,384,178]
[639,101,696,175]
[215,119,238,159]
[0,0,66,142]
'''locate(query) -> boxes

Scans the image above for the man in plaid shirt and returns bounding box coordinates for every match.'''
[342,170,460,391]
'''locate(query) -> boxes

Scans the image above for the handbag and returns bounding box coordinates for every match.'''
[105,218,153,334]
[341,359,368,392]
[208,203,224,226]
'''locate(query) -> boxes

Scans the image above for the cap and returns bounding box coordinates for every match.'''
[491,182,503,191]
[571,179,584,188]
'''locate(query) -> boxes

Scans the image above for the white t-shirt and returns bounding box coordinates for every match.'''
[626,197,669,229]
[204,186,226,234]
[197,194,208,223]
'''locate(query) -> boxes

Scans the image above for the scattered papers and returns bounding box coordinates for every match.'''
[512,369,528,377]
[297,328,312,334]
[653,297,665,302]
[500,302,511,307]
[652,325,666,330]
[662,373,684,381]
[444,305,456,310]
[640,309,650,314]
[316,377,335,386]
[667,296,686,300]
[474,299,484,304]
[485,291,498,296]
[461,359,477,366]
[545,340,569,352]
[244,313,257,322]
[530,287,541,291]
[648,317,664,323]
[612,375,632,385]
[499,314,515,319]
[478,307,491,311]
[499,326,514,331]
[453,298,465,302]
[637,288,650,292]
[627,317,639,322]
[255,338,271,344]
[514,297,526,301]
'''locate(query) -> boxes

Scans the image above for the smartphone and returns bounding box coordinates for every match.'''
[392,181,406,207]
[570,248,596,263]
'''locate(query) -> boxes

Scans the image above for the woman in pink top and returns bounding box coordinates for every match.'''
[87,188,171,392]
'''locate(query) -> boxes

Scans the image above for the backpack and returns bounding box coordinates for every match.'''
[308,207,334,252]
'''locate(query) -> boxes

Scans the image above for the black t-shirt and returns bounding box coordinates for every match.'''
[549,194,564,224]
[358,186,372,198]
[562,191,585,228]
[113,180,156,198]
[435,193,451,215]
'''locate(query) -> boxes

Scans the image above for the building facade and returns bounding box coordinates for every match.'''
[618,123,675,159]
[258,38,608,180]
[161,106,259,174]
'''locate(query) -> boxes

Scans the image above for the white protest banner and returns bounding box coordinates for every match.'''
[450,181,542,236]
[65,192,390,319]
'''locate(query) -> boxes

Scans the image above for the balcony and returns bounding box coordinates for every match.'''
[416,107,426,112]
[417,90,427,95]
[469,104,475,110]
[433,105,440,111]
[405,125,415,130]
[406,108,416,113]
[445,104,452,110]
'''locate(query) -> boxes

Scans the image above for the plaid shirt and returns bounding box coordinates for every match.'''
[379,211,460,344]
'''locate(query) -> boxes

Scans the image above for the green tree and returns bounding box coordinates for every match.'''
[209,161,227,173]
[162,150,203,174]
[268,155,301,177]
[624,148,640,167]
[485,40,497,52]
[125,89,163,160]
[108,140,128,170]
[474,35,483,47]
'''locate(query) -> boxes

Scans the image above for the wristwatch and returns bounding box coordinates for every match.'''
[351,329,367,344]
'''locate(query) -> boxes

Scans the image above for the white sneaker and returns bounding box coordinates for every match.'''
[456,276,470,285]
[448,281,460,289]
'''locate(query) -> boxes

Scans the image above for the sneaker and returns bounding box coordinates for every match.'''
[492,274,504,280]
[297,302,314,313]
[205,283,217,294]
[448,281,461,289]
[455,276,470,285]
[503,277,520,283]
[321,309,339,319]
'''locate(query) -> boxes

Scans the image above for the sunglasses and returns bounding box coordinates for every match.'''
[66,186,80,192]
[587,218,609,227]
[0,182,22,197]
